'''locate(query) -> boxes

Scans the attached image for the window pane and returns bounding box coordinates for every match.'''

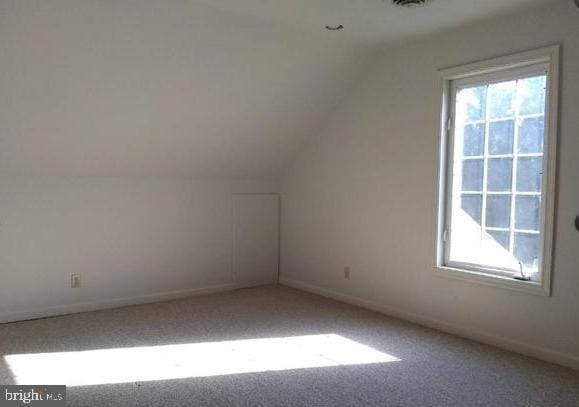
[460,86,487,122]
[514,233,539,267]
[518,117,544,154]
[515,196,541,230]
[489,120,514,155]
[487,158,512,192]
[463,124,485,156]
[488,230,510,251]
[461,194,482,224]
[488,81,516,119]
[516,157,543,192]
[518,76,546,116]
[486,195,511,228]
[447,69,551,276]
[462,160,483,191]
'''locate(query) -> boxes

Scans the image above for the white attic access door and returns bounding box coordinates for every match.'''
[232,194,280,288]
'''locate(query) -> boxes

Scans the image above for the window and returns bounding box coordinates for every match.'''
[436,46,559,295]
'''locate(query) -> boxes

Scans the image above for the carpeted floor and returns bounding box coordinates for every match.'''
[0,285,578,406]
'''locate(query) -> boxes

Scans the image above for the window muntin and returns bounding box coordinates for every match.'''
[445,70,549,281]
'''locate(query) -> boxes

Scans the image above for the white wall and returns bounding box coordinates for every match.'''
[0,0,367,323]
[281,2,579,367]
[0,176,277,322]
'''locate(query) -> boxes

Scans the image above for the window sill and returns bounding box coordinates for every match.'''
[434,265,550,296]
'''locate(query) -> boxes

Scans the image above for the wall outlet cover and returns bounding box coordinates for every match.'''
[71,274,81,288]
[344,267,351,280]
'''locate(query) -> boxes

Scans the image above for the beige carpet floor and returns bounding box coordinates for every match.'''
[0,285,578,406]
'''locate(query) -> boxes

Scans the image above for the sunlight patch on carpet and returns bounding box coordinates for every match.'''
[5,334,399,386]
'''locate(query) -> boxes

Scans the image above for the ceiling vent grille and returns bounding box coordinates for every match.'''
[392,0,428,7]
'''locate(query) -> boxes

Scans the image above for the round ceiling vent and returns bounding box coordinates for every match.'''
[392,0,428,7]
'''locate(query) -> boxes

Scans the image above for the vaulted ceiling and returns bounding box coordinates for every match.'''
[0,0,554,177]
[196,0,555,47]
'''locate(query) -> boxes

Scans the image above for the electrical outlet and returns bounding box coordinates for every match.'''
[343,267,351,280]
[71,274,81,288]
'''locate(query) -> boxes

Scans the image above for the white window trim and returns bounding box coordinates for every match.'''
[435,45,559,296]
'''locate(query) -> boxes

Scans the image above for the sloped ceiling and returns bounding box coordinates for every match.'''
[0,0,555,177]
[0,0,374,177]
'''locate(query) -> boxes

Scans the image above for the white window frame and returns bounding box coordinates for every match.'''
[435,45,559,296]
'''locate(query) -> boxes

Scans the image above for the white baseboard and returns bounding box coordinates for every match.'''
[279,276,579,371]
[0,284,234,324]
